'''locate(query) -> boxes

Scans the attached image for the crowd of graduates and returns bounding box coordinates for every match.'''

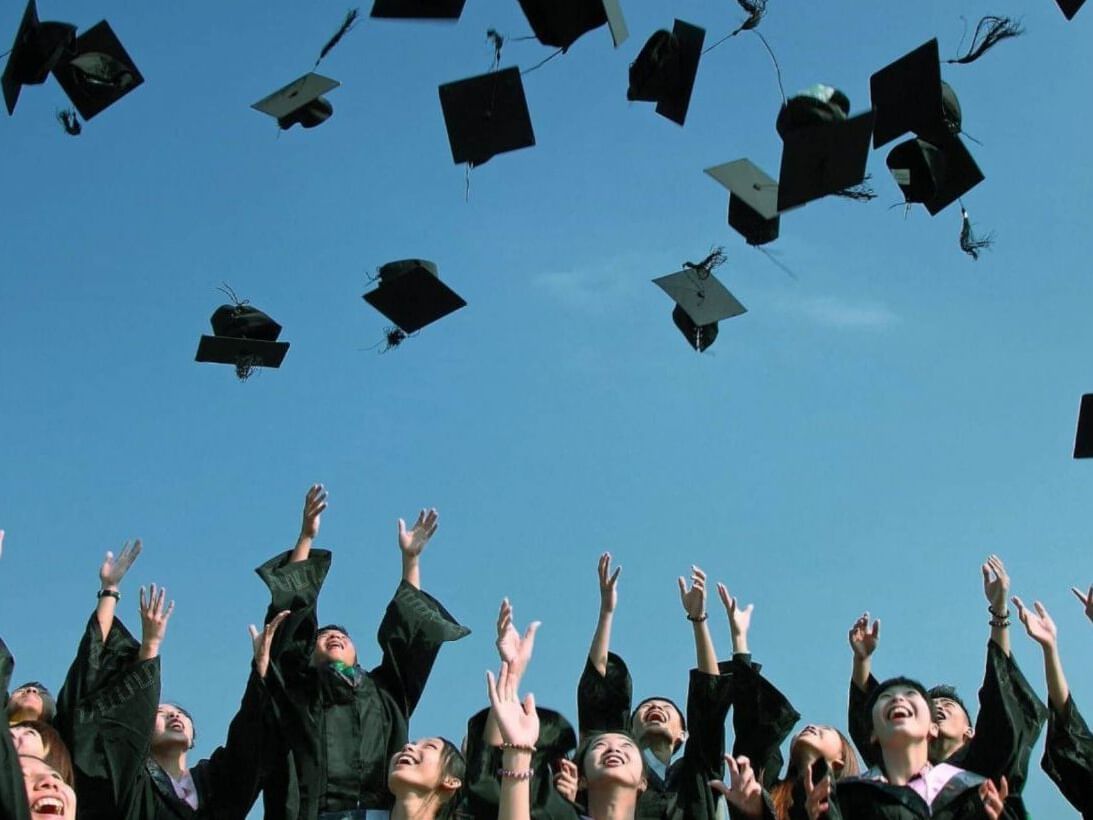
[1,486,1090,820]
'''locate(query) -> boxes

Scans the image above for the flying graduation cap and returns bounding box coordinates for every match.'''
[51,20,144,121]
[363,259,466,335]
[438,66,535,166]
[516,0,628,51]
[1075,395,1093,458]
[1056,0,1086,18]
[370,0,466,19]
[627,19,705,126]
[653,250,746,352]
[775,84,875,212]
[2,0,75,115]
[195,297,290,381]
[705,159,780,246]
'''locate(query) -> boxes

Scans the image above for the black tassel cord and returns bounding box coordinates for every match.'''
[683,247,728,277]
[56,109,81,136]
[732,0,768,35]
[834,175,878,202]
[959,208,994,260]
[315,8,360,67]
[948,16,1024,65]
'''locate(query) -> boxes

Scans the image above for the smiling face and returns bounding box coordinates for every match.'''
[581,733,646,792]
[21,756,76,820]
[313,628,357,667]
[10,726,45,758]
[152,705,194,751]
[388,737,462,801]
[932,697,972,743]
[631,699,685,748]
[870,685,938,747]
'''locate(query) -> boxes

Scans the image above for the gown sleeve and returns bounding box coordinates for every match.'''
[1040,694,1093,817]
[254,548,333,685]
[674,667,734,820]
[727,655,801,790]
[0,638,32,820]
[846,675,881,771]
[576,652,632,736]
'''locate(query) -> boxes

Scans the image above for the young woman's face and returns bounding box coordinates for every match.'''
[8,687,45,720]
[21,756,76,820]
[791,725,844,768]
[153,705,195,750]
[582,733,645,790]
[871,687,936,745]
[388,737,457,793]
[10,726,46,758]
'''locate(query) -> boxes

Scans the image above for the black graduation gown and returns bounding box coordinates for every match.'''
[462,706,578,820]
[1,637,32,820]
[256,548,470,820]
[1040,695,1092,818]
[576,653,734,820]
[822,766,1019,820]
[725,656,801,791]
[57,614,270,820]
[847,641,1046,811]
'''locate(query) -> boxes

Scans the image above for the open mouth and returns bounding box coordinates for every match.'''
[393,753,418,767]
[167,720,185,731]
[601,752,625,767]
[886,703,914,721]
[644,707,668,724]
[31,797,65,815]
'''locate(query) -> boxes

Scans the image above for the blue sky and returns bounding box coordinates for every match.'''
[1,0,1091,816]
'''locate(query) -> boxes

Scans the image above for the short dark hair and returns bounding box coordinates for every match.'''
[865,676,934,726]
[927,685,971,723]
[8,682,56,722]
[159,703,197,747]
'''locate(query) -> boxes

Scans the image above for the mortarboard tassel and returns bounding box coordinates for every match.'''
[947,16,1024,64]
[486,28,504,69]
[56,109,81,136]
[234,354,260,381]
[315,8,360,67]
[959,207,993,260]
[732,0,768,35]
[834,175,877,202]
[683,247,727,278]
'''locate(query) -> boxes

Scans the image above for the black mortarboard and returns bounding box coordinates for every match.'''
[2,0,76,115]
[252,73,339,130]
[438,67,535,166]
[870,39,963,149]
[370,0,466,18]
[363,259,467,334]
[626,20,704,126]
[1056,0,1086,18]
[775,86,874,212]
[1074,394,1093,458]
[195,303,290,379]
[886,135,983,216]
[516,0,628,51]
[653,265,746,351]
[50,21,143,121]
[705,160,780,246]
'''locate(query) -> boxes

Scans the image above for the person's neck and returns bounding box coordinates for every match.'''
[587,784,639,820]
[391,790,440,820]
[151,746,189,780]
[880,739,930,786]
[641,736,675,765]
[928,734,966,763]
[7,707,38,723]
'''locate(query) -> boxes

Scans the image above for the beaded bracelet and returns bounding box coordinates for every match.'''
[500,742,537,753]
[686,612,708,622]
[989,617,1011,629]
[988,604,1009,619]
[497,768,534,780]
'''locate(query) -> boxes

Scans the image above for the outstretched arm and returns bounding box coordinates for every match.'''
[679,565,718,675]
[488,661,540,820]
[717,582,753,656]
[289,484,327,564]
[138,584,174,661]
[982,555,1012,656]
[1012,597,1068,713]
[486,599,540,745]
[96,540,142,642]
[848,612,879,691]
[397,508,438,590]
[588,552,619,677]
[1072,584,1093,623]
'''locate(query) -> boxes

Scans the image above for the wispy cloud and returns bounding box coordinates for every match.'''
[774,294,900,329]
[533,257,647,315]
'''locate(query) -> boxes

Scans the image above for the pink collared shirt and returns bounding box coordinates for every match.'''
[168,771,199,810]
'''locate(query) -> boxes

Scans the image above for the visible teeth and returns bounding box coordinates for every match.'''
[32,797,64,815]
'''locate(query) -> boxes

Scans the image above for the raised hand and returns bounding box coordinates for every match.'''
[848,612,880,659]
[978,776,1008,820]
[1012,597,1057,649]
[802,762,832,820]
[249,609,290,679]
[1071,584,1093,623]
[678,565,708,621]
[100,539,142,590]
[709,756,764,819]
[398,508,439,559]
[486,661,539,750]
[552,758,578,804]
[495,598,540,684]
[982,555,1010,614]
[300,484,328,539]
[598,552,621,614]
[138,583,175,660]
[717,582,754,653]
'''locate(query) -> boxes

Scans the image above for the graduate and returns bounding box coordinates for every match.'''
[387,736,465,820]
[1010,593,1092,818]
[257,484,470,820]
[6,686,55,726]
[802,678,1011,820]
[9,722,73,787]
[577,554,733,820]
[846,557,1045,816]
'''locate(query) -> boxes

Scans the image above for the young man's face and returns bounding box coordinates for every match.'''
[631,699,685,748]
[8,687,46,721]
[21,756,76,820]
[932,697,973,743]
[582,733,646,791]
[152,704,195,750]
[312,629,357,667]
[870,685,938,746]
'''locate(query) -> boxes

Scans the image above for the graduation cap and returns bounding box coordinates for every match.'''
[49,20,143,121]
[1056,0,1086,18]
[775,85,875,212]
[438,67,535,166]
[370,0,466,18]
[1074,394,1093,458]
[870,39,963,149]
[195,302,290,381]
[626,20,704,126]
[886,135,983,216]
[705,159,780,246]
[2,0,76,115]
[516,0,628,51]
[363,259,467,334]
[653,256,746,352]
[252,73,339,130]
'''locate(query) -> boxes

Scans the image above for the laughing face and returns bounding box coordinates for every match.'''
[870,686,938,746]
[152,705,194,751]
[313,628,357,667]
[631,699,684,747]
[932,697,973,743]
[21,756,76,820]
[387,738,461,796]
[581,733,646,791]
